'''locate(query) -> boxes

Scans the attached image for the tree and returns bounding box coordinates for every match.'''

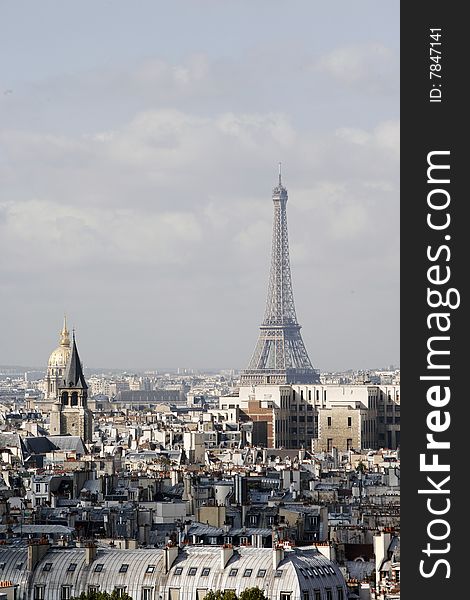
[205,588,268,600]
[239,588,269,600]
[204,591,238,600]
[71,592,133,600]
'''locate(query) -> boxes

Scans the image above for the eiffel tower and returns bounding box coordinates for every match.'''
[240,166,320,386]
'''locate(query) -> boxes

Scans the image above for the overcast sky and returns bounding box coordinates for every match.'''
[0,1,399,372]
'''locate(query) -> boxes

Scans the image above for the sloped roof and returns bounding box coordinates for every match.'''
[23,436,57,454]
[61,336,87,390]
[47,436,87,454]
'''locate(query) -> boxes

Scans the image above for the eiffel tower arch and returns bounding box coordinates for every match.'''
[240,167,320,386]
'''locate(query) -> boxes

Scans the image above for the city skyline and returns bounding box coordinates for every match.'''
[1,1,399,372]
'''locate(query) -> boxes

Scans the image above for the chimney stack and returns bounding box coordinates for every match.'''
[273,545,284,570]
[221,545,234,569]
[165,544,179,573]
[27,540,50,571]
[85,543,97,565]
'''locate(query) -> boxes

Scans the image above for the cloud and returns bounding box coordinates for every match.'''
[336,118,399,148]
[0,197,203,272]
[1,106,399,286]
[314,42,398,94]
[1,43,399,370]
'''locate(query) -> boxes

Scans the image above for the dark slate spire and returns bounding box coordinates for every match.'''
[63,332,88,389]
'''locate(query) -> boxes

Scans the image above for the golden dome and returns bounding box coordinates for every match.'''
[48,316,71,368]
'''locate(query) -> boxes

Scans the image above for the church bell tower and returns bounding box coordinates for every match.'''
[50,332,93,443]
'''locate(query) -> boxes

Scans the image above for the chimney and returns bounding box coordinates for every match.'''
[273,545,284,570]
[139,524,150,546]
[165,544,179,573]
[85,543,97,565]
[27,540,50,571]
[221,545,234,569]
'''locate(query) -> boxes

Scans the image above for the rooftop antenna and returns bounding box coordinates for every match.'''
[278,162,282,186]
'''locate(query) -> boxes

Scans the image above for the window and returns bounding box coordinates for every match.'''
[347,439,353,451]
[257,569,266,578]
[188,567,198,576]
[36,483,41,492]
[274,570,283,578]
[43,563,52,572]
[243,569,253,577]
[16,562,23,570]
[311,568,318,577]
[119,564,129,573]
[337,589,344,600]
[314,592,321,600]
[67,563,77,572]
[114,588,127,598]
[169,589,180,600]
[174,567,183,575]
[142,589,153,600]
[348,417,352,427]
[327,417,332,427]
[317,567,325,576]
[209,537,218,545]
[94,563,104,572]
[325,590,333,600]
[34,586,45,600]
[306,569,313,577]
[201,568,211,576]
[61,587,72,600]
[89,587,99,594]
[240,536,249,545]
[327,439,333,452]
[303,593,309,600]
[280,593,291,600]
[229,568,238,577]
[146,564,156,574]
[308,516,317,529]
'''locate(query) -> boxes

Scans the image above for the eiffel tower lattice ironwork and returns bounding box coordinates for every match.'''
[240,166,320,386]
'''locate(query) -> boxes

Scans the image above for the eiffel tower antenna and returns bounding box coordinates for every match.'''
[240,167,320,385]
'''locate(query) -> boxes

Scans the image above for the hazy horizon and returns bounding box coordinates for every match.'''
[1,1,399,372]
